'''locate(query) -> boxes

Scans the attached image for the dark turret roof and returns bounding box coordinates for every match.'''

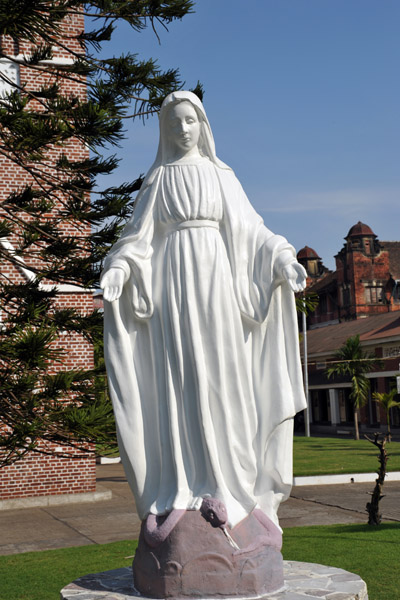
[297,246,321,260]
[346,221,376,238]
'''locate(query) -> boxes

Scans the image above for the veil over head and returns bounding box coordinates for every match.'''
[143,91,230,188]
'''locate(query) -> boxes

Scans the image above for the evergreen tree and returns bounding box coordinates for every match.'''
[0,0,201,466]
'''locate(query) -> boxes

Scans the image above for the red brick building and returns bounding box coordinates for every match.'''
[298,222,400,328]
[298,222,400,435]
[0,13,98,507]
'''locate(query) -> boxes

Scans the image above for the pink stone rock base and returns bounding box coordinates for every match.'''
[133,508,284,598]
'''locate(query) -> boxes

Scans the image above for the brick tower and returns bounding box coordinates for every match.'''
[335,221,395,320]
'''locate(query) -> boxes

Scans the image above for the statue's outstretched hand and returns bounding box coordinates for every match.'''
[282,262,307,293]
[100,267,125,302]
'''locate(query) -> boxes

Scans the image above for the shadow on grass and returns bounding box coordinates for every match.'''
[284,522,400,547]
[332,522,400,533]
[302,444,373,452]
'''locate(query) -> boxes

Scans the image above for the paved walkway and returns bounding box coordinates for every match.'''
[1,463,399,555]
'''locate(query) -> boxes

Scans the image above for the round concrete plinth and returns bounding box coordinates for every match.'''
[60,561,368,599]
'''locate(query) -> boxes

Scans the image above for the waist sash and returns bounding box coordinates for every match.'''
[165,219,220,234]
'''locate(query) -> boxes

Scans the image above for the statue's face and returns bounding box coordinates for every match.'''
[167,101,201,157]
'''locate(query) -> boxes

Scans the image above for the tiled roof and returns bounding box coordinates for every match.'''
[307,270,337,293]
[304,312,400,357]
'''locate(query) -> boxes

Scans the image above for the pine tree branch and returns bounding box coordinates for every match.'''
[0,0,198,465]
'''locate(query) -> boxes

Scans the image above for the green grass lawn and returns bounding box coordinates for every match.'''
[283,523,400,600]
[1,524,399,600]
[293,435,400,476]
[0,540,137,600]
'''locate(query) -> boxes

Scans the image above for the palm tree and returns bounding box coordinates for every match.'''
[372,389,400,436]
[326,335,383,440]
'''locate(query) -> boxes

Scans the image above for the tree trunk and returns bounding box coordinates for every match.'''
[387,410,391,436]
[365,433,389,526]
[354,409,360,440]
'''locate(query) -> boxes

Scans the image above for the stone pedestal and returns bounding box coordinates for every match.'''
[60,561,368,599]
[133,509,284,598]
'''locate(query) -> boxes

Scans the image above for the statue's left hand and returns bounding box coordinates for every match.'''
[282,262,307,293]
[100,267,125,302]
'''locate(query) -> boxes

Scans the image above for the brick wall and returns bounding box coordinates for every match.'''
[0,11,97,500]
[0,442,96,500]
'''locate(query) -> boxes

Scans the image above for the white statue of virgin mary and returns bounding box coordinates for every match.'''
[101,91,307,531]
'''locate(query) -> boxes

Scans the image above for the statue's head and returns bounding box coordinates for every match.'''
[163,99,202,161]
[159,91,210,163]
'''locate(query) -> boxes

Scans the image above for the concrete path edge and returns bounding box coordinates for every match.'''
[294,470,400,486]
[0,486,112,511]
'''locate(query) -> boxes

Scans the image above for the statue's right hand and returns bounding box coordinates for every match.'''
[100,268,125,302]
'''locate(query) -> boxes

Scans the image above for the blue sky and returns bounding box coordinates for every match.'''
[98,0,399,270]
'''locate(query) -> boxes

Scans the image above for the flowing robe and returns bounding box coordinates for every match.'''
[103,157,306,528]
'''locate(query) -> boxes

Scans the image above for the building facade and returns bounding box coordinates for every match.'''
[298,222,400,436]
